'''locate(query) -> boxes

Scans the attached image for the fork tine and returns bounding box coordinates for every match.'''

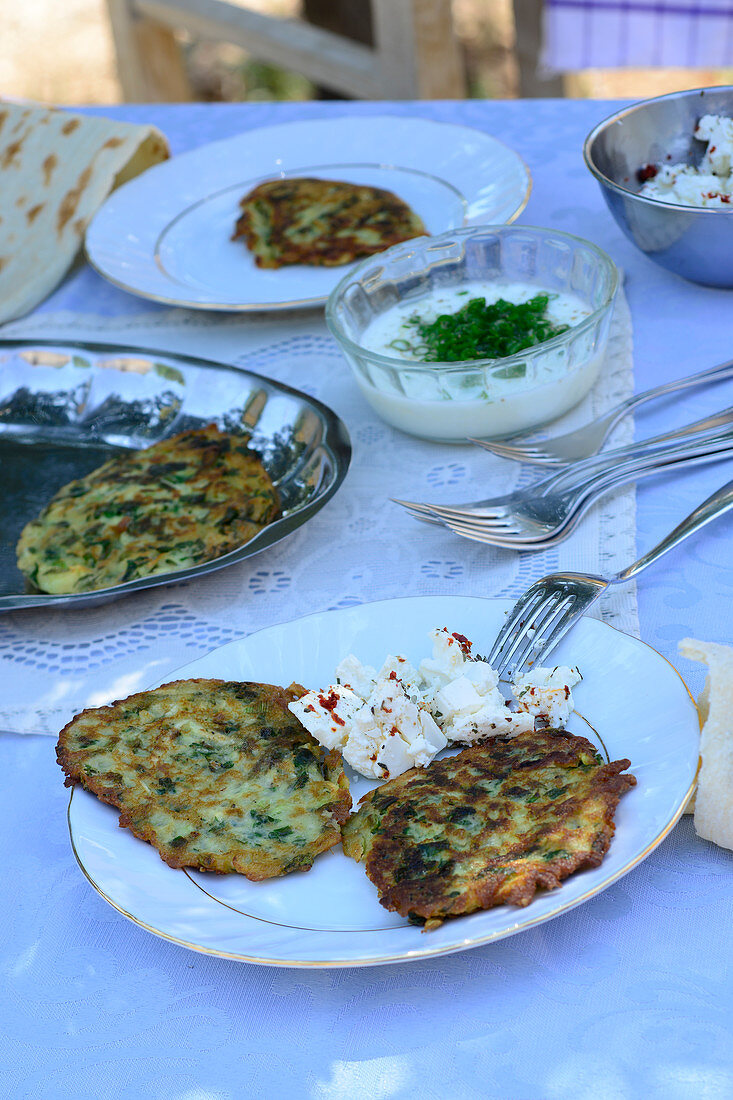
[392,497,441,517]
[469,438,551,462]
[441,520,526,543]
[484,585,551,665]
[417,502,510,522]
[392,501,449,527]
[511,595,600,673]
[490,590,576,678]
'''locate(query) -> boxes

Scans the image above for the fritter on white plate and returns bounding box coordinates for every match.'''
[57,678,351,879]
[232,176,426,269]
[16,424,280,594]
[342,728,636,928]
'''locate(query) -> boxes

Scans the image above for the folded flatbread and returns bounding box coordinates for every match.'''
[678,637,733,849]
[0,103,168,324]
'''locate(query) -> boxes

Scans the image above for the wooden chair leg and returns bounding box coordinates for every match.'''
[106,0,193,102]
[513,0,564,97]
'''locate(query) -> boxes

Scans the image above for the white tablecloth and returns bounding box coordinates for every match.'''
[2,100,733,1100]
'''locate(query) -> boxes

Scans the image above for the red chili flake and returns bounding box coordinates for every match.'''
[389,670,398,680]
[710,145,717,153]
[317,690,346,725]
[450,632,473,657]
[637,163,658,183]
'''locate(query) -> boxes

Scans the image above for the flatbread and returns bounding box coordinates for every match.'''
[0,102,168,323]
[678,638,733,848]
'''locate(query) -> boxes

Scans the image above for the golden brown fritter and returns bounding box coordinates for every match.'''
[342,728,636,928]
[17,424,280,594]
[232,176,426,268]
[57,678,351,879]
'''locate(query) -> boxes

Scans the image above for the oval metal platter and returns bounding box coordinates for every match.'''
[0,339,351,610]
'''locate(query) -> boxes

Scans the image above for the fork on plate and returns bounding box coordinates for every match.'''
[473,356,733,466]
[485,476,733,680]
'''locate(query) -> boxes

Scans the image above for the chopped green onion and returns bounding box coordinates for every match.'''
[396,294,570,363]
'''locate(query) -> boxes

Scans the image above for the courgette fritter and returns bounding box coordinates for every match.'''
[16,424,280,594]
[342,728,636,928]
[232,177,426,269]
[57,678,351,879]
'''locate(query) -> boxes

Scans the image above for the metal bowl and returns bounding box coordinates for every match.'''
[584,86,733,287]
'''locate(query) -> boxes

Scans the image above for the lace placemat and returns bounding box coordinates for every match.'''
[0,290,636,734]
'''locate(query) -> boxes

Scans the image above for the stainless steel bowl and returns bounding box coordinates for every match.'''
[584,86,733,287]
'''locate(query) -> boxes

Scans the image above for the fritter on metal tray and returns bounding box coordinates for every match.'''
[17,425,280,594]
[342,728,636,928]
[57,678,351,879]
[232,177,426,268]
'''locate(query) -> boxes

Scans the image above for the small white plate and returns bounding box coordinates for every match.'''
[85,116,531,311]
[67,596,699,967]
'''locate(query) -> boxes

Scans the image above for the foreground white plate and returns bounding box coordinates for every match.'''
[68,596,699,967]
[85,116,531,311]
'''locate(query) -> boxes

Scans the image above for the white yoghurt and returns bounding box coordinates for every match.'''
[355,281,601,442]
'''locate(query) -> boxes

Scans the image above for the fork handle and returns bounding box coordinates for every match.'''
[600,356,733,436]
[617,477,733,582]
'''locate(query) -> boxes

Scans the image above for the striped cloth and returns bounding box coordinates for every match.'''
[541,0,733,70]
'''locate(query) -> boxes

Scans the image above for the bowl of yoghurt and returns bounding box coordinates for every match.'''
[584,86,733,286]
[325,225,618,442]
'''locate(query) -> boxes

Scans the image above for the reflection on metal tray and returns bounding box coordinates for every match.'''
[0,340,351,610]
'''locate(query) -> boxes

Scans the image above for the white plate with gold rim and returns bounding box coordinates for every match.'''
[84,116,531,311]
[67,595,699,967]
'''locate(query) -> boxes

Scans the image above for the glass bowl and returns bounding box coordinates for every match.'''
[325,225,619,443]
[583,86,733,287]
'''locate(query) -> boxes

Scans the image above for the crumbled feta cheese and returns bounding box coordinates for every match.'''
[377,655,422,692]
[289,629,581,780]
[639,114,733,208]
[418,627,473,689]
[448,702,535,744]
[331,675,447,780]
[512,665,582,727]
[288,685,363,750]
[334,654,378,699]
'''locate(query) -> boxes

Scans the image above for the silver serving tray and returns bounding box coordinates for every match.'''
[0,339,351,610]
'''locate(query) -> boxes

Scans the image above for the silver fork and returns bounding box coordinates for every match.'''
[412,445,733,547]
[472,356,733,465]
[396,416,733,542]
[486,475,733,679]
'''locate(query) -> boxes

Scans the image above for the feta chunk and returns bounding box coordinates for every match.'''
[433,676,485,722]
[512,665,582,727]
[340,676,447,779]
[418,626,473,688]
[448,702,535,744]
[334,654,378,699]
[377,654,421,691]
[288,685,362,750]
[462,659,500,696]
[639,114,733,208]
